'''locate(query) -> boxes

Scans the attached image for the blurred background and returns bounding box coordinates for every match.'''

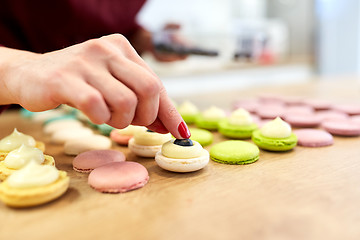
[136,0,359,97]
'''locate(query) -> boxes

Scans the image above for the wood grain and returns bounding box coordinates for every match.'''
[1,78,360,240]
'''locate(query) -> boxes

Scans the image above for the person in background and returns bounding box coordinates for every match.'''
[0,0,191,139]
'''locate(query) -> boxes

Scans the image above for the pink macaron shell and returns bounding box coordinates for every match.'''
[110,130,133,145]
[350,115,360,125]
[321,119,360,136]
[332,104,360,116]
[283,105,314,116]
[293,129,333,147]
[88,161,149,193]
[302,99,332,110]
[232,99,261,113]
[284,113,321,128]
[256,104,286,119]
[73,149,126,173]
[316,110,349,122]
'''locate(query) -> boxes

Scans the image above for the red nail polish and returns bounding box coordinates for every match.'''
[178,121,191,139]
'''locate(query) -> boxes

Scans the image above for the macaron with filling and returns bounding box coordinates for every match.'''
[155,139,209,172]
[195,106,226,130]
[128,129,172,157]
[0,128,45,160]
[88,161,149,193]
[177,101,199,124]
[252,117,297,151]
[0,161,69,208]
[210,140,259,165]
[218,108,258,139]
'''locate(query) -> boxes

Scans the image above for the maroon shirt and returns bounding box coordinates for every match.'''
[0,0,146,53]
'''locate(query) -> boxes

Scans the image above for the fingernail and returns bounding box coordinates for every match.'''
[178,121,191,139]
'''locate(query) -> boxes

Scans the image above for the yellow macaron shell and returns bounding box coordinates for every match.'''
[0,128,36,152]
[4,144,45,169]
[7,161,59,188]
[260,117,292,138]
[161,139,203,159]
[134,129,172,146]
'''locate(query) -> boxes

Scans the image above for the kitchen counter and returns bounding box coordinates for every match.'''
[1,78,360,240]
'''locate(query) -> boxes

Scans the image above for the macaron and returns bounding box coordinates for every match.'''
[256,104,285,119]
[251,117,297,151]
[110,125,146,146]
[293,129,333,147]
[128,129,172,157]
[43,118,83,135]
[51,127,93,144]
[218,108,258,139]
[210,140,259,165]
[321,119,360,136]
[88,161,149,193]
[155,139,209,172]
[188,128,213,146]
[64,134,112,155]
[0,161,69,208]
[195,106,226,130]
[332,104,360,116]
[177,101,199,124]
[283,113,321,128]
[72,149,126,173]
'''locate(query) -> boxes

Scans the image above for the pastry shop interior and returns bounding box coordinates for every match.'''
[1,1,360,240]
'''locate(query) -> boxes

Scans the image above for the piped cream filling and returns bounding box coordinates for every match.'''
[260,117,292,138]
[178,101,199,115]
[4,144,45,169]
[161,139,203,159]
[228,108,253,126]
[134,129,172,146]
[6,161,59,188]
[202,106,226,120]
[0,128,36,152]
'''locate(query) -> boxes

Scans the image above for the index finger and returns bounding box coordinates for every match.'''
[156,87,191,139]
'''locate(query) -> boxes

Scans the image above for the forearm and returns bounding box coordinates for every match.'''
[0,47,39,105]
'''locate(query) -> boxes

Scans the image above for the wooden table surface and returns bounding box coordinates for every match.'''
[1,78,360,240]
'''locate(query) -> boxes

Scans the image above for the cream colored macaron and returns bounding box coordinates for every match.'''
[155,139,209,172]
[128,129,172,157]
[64,134,112,156]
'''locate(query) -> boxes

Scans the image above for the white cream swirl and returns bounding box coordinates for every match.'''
[202,106,226,120]
[4,144,45,169]
[161,139,203,159]
[178,101,199,115]
[134,129,172,146]
[6,161,59,188]
[0,128,36,151]
[260,117,292,138]
[228,108,253,126]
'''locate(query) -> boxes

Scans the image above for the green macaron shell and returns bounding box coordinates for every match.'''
[218,119,258,139]
[189,128,213,146]
[251,130,297,151]
[181,114,197,124]
[195,115,222,130]
[210,140,260,165]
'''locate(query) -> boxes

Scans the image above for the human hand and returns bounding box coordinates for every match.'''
[0,34,190,139]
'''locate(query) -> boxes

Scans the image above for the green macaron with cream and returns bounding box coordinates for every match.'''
[252,117,297,151]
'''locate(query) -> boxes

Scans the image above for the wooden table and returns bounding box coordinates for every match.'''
[1,78,360,240]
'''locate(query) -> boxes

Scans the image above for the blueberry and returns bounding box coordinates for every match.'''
[174,139,193,146]
[146,129,154,133]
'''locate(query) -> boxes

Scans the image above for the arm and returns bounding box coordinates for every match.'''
[0,35,190,139]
